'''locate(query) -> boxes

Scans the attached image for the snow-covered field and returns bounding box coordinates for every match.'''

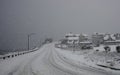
[0,43,120,75]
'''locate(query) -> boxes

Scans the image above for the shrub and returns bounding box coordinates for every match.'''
[116,46,120,53]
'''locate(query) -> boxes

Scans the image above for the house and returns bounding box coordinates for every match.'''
[92,33,105,46]
[104,34,115,41]
[78,33,92,49]
[114,33,120,40]
[65,33,89,44]
[65,32,92,49]
[79,33,89,42]
[103,34,117,45]
[79,41,93,49]
[65,32,80,45]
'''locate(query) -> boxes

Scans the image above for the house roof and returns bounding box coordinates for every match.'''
[104,34,116,41]
[67,37,79,40]
[65,32,74,37]
[80,33,88,37]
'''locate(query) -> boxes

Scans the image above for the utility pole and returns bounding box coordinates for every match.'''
[28,33,35,50]
[73,41,75,52]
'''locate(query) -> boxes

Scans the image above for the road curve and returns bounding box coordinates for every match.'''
[0,43,119,75]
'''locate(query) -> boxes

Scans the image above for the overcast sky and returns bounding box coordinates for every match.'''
[0,0,120,50]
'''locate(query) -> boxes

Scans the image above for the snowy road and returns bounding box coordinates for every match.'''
[0,43,119,75]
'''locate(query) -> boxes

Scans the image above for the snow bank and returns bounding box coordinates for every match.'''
[55,46,120,74]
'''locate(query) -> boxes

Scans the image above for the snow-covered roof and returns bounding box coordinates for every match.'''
[104,35,109,40]
[116,40,120,42]
[65,33,89,37]
[65,32,74,37]
[105,40,120,43]
[111,34,116,40]
[67,37,79,40]
[65,32,81,37]
[80,33,88,37]
[104,34,116,40]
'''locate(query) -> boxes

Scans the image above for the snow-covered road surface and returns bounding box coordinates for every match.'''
[0,43,119,75]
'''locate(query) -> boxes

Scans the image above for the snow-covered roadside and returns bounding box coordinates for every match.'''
[55,47,120,75]
[0,47,39,61]
[0,46,42,75]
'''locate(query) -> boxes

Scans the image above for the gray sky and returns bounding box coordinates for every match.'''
[0,0,120,50]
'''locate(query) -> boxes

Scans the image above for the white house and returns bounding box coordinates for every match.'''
[104,34,116,41]
[104,34,120,45]
[65,32,80,45]
[114,33,120,40]
[64,32,92,49]
[103,34,117,45]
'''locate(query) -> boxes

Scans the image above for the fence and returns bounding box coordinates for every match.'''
[0,47,39,60]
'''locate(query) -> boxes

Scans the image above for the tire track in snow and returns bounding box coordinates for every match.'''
[53,48,114,75]
[46,47,77,75]
[31,43,74,75]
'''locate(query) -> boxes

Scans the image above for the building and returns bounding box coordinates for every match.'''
[79,41,93,49]
[65,32,80,45]
[78,33,93,49]
[92,33,105,46]
[65,33,89,44]
[64,32,92,49]
[114,33,120,40]
[104,34,120,45]
[79,33,89,42]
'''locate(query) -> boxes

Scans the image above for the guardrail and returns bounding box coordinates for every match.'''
[0,47,39,60]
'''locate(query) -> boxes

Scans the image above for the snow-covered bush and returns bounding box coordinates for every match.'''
[104,46,111,53]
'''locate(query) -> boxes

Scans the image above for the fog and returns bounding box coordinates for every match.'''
[0,0,120,50]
